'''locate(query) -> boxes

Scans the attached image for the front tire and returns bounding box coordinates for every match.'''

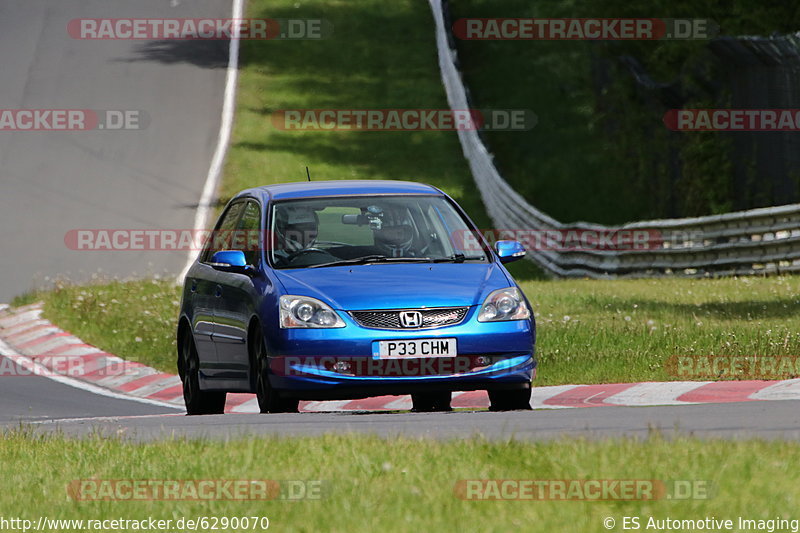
[488,384,532,411]
[411,391,452,412]
[180,328,226,415]
[253,325,299,414]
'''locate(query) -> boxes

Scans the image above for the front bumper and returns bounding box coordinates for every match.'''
[271,354,535,400]
[265,306,536,399]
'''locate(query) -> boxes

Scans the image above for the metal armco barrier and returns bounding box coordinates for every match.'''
[428,0,800,278]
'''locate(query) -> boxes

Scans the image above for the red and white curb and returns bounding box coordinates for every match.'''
[2,303,800,413]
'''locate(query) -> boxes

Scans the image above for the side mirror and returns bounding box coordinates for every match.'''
[495,240,526,264]
[210,250,255,275]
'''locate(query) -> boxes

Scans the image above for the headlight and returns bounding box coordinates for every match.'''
[477,287,530,322]
[279,295,346,328]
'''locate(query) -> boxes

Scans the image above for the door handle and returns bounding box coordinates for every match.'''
[215,285,222,298]
[190,280,198,293]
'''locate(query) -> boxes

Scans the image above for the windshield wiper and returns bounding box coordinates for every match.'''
[307,255,433,269]
[430,254,486,263]
[307,253,486,269]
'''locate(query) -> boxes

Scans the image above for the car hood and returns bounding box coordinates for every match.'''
[273,262,511,310]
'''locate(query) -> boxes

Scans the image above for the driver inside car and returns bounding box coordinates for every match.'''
[370,206,421,258]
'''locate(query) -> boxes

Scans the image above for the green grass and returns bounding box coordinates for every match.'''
[27,275,800,384]
[524,275,800,385]
[2,432,799,532]
[30,279,181,373]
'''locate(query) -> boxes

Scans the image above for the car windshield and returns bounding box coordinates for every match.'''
[269,194,489,269]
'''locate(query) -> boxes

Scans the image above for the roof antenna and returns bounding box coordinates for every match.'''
[306,166,312,182]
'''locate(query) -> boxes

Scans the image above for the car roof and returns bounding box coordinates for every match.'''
[237,180,443,201]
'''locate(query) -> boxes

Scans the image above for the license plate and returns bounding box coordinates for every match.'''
[376,338,457,359]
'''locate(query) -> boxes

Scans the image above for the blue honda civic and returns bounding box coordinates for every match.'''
[177,180,536,414]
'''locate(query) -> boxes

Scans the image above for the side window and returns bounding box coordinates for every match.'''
[425,204,454,257]
[200,201,244,263]
[237,200,262,266]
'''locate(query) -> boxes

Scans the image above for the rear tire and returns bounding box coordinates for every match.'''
[180,328,226,415]
[253,325,299,414]
[411,391,452,412]
[488,385,532,411]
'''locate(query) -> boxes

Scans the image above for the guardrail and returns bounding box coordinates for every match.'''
[428,0,800,278]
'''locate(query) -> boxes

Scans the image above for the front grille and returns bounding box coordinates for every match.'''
[350,307,468,330]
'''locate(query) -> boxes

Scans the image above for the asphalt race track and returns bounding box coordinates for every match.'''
[0,0,229,423]
[9,400,800,441]
[1,0,799,443]
[0,369,178,424]
[0,0,229,302]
